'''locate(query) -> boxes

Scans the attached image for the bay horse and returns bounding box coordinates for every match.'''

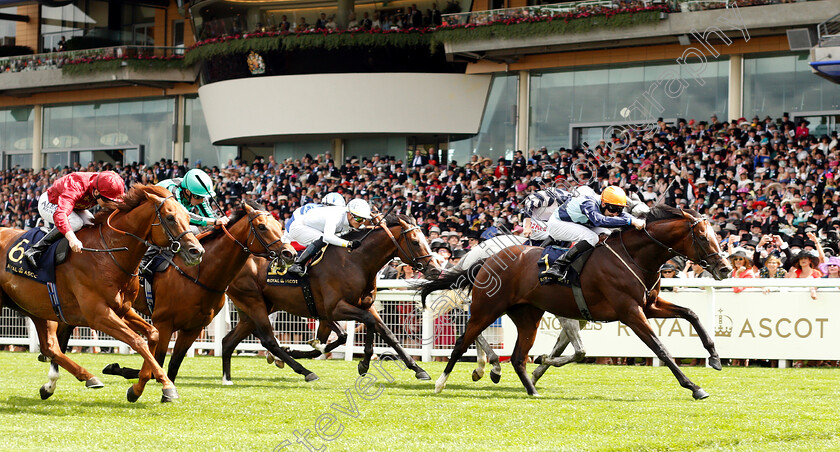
[0,185,204,402]
[221,213,442,384]
[418,205,733,399]
[430,234,587,384]
[61,201,299,389]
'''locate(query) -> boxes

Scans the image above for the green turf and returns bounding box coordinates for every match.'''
[1,352,839,451]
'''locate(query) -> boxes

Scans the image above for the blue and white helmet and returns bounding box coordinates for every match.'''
[323,192,346,207]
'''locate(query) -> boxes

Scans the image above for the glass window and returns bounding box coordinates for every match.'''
[43,99,174,163]
[450,73,518,163]
[0,107,34,153]
[744,52,840,119]
[184,96,237,168]
[530,58,728,149]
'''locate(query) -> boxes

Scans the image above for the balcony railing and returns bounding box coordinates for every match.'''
[0,46,184,75]
[818,12,840,47]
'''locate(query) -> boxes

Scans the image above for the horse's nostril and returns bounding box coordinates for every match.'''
[189,248,200,256]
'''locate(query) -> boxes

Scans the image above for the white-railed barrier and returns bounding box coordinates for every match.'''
[0,279,838,364]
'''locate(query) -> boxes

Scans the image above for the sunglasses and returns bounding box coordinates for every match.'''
[604,204,624,214]
[661,270,675,274]
[353,216,366,223]
[190,192,205,201]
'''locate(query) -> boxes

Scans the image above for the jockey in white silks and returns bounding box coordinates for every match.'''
[286,198,372,275]
[543,186,646,280]
[285,192,346,232]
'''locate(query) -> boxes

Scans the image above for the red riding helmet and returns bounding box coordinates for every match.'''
[94,171,126,202]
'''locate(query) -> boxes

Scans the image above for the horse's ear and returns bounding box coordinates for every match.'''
[680,208,697,221]
[244,203,255,213]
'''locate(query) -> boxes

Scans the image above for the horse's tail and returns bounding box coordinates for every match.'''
[415,259,487,309]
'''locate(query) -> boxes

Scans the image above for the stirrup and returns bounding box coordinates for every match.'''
[24,251,40,269]
[289,263,307,276]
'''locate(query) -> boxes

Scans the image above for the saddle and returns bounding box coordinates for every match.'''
[266,244,329,319]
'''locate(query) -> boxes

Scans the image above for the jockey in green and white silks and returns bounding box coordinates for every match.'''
[156,168,229,234]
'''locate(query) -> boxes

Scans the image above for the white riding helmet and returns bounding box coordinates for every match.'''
[323,192,346,207]
[347,199,372,220]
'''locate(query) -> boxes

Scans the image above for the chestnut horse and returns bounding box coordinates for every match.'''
[419,205,733,399]
[62,201,299,389]
[221,213,442,384]
[0,185,204,402]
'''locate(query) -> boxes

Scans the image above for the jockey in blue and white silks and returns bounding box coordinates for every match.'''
[543,186,646,280]
[286,198,371,275]
[285,192,346,232]
[521,186,571,245]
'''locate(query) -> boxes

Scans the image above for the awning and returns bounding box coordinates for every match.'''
[810,60,840,80]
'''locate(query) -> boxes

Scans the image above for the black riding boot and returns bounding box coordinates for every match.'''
[543,240,594,281]
[288,238,325,276]
[24,227,63,269]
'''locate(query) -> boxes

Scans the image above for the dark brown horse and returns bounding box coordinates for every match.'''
[0,185,204,402]
[63,201,299,388]
[221,213,442,384]
[419,205,733,399]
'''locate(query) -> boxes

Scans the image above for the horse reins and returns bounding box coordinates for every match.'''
[378,222,432,272]
[101,194,196,277]
[219,210,286,260]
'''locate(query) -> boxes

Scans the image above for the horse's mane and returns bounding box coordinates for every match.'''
[343,213,416,241]
[643,204,699,223]
[200,199,265,243]
[93,184,172,224]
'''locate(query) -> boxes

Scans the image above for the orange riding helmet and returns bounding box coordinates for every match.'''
[601,186,628,207]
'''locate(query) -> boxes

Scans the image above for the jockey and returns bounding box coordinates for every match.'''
[156,168,229,234]
[24,171,125,268]
[285,192,346,232]
[543,186,646,280]
[521,185,568,246]
[287,198,373,275]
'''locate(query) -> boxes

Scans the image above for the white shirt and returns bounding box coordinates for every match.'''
[298,205,353,247]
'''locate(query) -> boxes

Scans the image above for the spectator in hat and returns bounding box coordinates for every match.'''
[786,247,822,300]
[728,248,756,294]
[819,255,840,281]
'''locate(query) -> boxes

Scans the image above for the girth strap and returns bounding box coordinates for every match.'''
[46,282,67,323]
[572,285,593,322]
[301,278,319,319]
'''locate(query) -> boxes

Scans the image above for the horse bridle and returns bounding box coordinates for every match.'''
[377,222,433,272]
[622,215,723,274]
[220,209,286,260]
[106,194,195,253]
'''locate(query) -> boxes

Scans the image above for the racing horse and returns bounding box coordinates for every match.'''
[70,201,300,387]
[427,234,586,385]
[419,205,732,399]
[220,213,442,384]
[0,185,204,402]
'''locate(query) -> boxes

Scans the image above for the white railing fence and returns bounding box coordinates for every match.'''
[1,279,839,363]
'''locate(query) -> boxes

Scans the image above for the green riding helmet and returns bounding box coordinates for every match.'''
[182,169,215,198]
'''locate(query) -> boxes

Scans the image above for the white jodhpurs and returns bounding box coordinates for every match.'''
[37,192,93,232]
[288,221,323,246]
[528,219,551,241]
[547,216,609,246]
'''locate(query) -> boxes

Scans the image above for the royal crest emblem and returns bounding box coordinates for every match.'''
[247,51,265,75]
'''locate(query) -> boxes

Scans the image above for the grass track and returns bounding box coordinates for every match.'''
[1,351,839,451]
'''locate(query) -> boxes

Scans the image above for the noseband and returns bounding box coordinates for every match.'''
[220,210,286,260]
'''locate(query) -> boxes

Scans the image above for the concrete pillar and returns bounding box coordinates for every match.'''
[331,138,344,163]
[173,95,185,163]
[32,105,43,171]
[516,70,530,154]
[336,0,354,30]
[727,55,743,123]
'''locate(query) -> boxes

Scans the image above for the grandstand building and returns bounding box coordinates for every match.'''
[0,0,838,170]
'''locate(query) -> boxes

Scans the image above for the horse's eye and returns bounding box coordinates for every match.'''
[166,214,175,222]
[258,224,267,231]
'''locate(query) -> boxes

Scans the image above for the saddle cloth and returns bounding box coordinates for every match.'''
[537,245,594,287]
[4,228,68,284]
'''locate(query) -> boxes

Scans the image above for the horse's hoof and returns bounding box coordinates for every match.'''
[85,377,104,389]
[709,356,722,371]
[529,391,541,397]
[39,385,53,400]
[274,359,285,369]
[415,370,431,381]
[161,387,180,402]
[304,373,319,382]
[222,378,233,386]
[472,369,483,381]
[358,361,370,375]
[490,371,501,384]
[534,354,546,365]
[693,388,710,400]
[102,363,121,375]
[266,352,275,364]
[126,386,141,403]
[37,354,50,363]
